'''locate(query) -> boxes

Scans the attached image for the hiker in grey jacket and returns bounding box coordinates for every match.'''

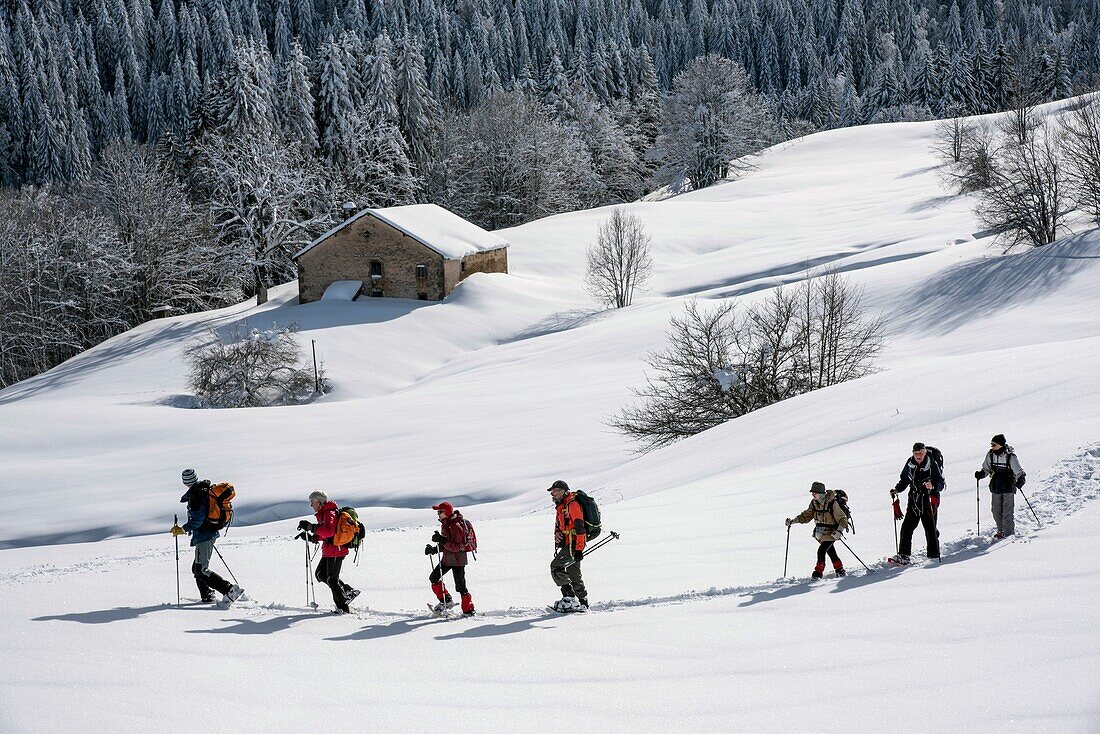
[975,434,1026,538]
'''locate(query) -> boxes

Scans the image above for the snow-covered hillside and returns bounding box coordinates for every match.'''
[2,100,1099,732]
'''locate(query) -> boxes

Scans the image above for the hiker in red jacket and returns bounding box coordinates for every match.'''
[297,490,359,614]
[424,502,475,616]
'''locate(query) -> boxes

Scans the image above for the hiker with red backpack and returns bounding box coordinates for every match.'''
[170,468,244,604]
[889,442,944,565]
[785,482,849,579]
[297,490,360,614]
[547,480,588,613]
[424,502,476,616]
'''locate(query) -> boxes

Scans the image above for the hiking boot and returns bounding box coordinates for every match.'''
[199,595,217,604]
[432,599,455,614]
[811,570,824,580]
[463,608,476,617]
[834,567,847,577]
[345,588,361,603]
[332,607,350,615]
[888,554,911,566]
[992,532,1005,541]
[225,585,245,602]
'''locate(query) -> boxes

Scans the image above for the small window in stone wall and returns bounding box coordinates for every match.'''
[418,293,428,300]
[416,264,428,279]
[460,260,467,273]
[370,260,383,278]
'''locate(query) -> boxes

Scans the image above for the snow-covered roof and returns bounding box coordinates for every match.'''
[295,204,508,261]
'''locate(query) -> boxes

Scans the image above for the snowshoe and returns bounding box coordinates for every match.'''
[332,607,351,615]
[345,588,361,603]
[834,568,847,578]
[811,570,824,580]
[549,597,585,614]
[887,554,911,567]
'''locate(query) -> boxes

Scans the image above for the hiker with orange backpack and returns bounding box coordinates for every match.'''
[297,490,360,614]
[424,502,476,616]
[170,468,244,604]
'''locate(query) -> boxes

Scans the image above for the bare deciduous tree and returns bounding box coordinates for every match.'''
[976,121,1068,249]
[611,274,883,451]
[186,323,327,408]
[1059,97,1100,222]
[585,208,653,308]
[932,115,973,164]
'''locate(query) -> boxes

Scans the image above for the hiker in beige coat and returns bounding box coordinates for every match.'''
[786,482,850,578]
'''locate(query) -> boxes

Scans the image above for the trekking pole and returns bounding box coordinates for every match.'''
[976,477,981,535]
[783,524,791,577]
[174,514,180,607]
[212,545,240,586]
[837,537,873,573]
[1018,488,1042,528]
[561,531,620,570]
[304,538,318,608]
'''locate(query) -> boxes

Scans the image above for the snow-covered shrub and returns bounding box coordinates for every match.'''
[585,208,653,309]
[655,55,775,192]
[611,273,883,451]
[185,323,327,408]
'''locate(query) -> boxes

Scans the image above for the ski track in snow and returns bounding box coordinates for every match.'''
[5,445,1098,627]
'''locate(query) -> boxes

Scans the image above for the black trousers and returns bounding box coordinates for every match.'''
[816,541,841,566]
[899,496,940,559]
[315,556,353,610]
[429,564,469,596]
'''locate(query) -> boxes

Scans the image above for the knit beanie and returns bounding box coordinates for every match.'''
[991,434,1007,448]
[181,468,198,487]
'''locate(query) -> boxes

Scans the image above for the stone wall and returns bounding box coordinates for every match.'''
[298,215,446,302]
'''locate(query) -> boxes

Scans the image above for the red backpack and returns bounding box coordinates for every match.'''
[457,516,477,554]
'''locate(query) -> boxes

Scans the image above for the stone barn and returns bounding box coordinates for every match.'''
[294,204,509,303]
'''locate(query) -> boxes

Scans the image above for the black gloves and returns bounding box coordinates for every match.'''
[424,544,437,555]
[295,531,317,542]
[297,520,316,531]
[974,470,985,480]
[1015,475,1026,488]
[431,531,445,543]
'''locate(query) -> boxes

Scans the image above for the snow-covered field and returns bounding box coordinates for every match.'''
[2,100,1099,732]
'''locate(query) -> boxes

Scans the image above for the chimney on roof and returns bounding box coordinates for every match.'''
[341,201,358,220]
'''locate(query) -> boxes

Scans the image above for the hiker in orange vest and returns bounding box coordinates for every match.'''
[548,480,588,612]
[297,490,359,614]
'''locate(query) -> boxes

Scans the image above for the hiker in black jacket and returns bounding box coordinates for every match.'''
[889,443,944,565]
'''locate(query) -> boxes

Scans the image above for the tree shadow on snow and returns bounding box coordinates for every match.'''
[890,230,1100,334]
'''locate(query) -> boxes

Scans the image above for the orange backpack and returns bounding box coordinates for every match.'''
[332,507,365,549]
[204,482,235,530]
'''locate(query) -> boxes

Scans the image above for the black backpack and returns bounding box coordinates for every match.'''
[572,490,602,540]
[925,446,946,489]
[831,490,855,534]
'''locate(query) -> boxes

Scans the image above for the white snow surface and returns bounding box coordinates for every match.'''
[2,100,1100,732]
[320,280,364,301]
[297,203,509,261]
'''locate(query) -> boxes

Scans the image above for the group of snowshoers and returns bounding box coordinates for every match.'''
[170,473,595,615]
[169,435,1028,613]
[786,435,1027,578]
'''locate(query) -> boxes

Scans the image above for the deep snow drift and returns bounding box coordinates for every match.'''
[2,100,1099,732]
